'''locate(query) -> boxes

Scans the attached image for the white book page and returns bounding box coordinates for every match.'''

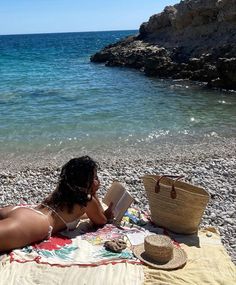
[103,182,134,223]
[126,230,153,246]
[113,191,128,217]
[103,182,125,207]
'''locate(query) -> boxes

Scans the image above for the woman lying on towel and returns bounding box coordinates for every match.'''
[0,156,114,252]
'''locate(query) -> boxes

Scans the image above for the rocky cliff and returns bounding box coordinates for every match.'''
[91,0,236,90]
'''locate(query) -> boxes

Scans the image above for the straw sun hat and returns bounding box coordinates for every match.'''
[133,234,187,270]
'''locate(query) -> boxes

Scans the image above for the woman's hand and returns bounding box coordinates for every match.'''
[91,174,100,196]
[104,202,114,222]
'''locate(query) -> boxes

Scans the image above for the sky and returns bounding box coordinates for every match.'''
[0,0,179,35]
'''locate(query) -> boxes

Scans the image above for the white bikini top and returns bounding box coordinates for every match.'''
[41,204,80,231]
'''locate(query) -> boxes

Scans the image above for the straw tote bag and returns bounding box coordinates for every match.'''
[142,175,210,234]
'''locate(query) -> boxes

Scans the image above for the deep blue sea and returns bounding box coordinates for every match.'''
[0,30,236,157]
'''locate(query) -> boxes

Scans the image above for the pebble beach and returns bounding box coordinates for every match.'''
[0,138,235,264]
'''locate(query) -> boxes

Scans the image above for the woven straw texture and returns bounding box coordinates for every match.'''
[133,235,187,270]
[142,175,209,234]
[144,235,173,263]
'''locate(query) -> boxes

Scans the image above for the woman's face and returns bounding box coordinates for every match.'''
[91,169,100,195]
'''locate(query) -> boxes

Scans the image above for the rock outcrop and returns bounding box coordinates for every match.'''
[91,0,236,90]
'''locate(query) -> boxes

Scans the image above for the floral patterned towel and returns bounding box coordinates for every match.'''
[10,224,140,267]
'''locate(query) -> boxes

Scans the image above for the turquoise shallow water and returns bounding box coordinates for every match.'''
[0,31,236,155]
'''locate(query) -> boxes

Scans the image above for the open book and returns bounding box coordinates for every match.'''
[102,181,134,224]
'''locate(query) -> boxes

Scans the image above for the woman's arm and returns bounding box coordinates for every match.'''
[92,193,104,211]
[85,196,113,226]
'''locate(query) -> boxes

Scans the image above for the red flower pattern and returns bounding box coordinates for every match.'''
[33,234,72,250]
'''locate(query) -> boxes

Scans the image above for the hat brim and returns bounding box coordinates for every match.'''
[133,244,187,270]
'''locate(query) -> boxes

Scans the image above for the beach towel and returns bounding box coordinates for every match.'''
[143,227,236,285]
[0,208,235,285]
[10,223,140,267]
[0,257,144,285]
[0,217,144,285]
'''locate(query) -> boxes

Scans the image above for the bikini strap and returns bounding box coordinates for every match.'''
[41,203,67,226]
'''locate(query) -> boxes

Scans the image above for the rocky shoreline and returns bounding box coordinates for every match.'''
[91,0,236,90]
[0,140,235,264]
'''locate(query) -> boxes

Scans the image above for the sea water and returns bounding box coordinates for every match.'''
[0,31,236,157]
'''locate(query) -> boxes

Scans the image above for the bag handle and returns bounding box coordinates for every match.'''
[171,175,184,199]
[155,175,179,193]
[155,175,184,199]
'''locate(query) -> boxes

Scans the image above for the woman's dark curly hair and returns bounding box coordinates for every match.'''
[43,156,98,212]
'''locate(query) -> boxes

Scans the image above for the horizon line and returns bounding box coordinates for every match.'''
[0,28,139,37]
